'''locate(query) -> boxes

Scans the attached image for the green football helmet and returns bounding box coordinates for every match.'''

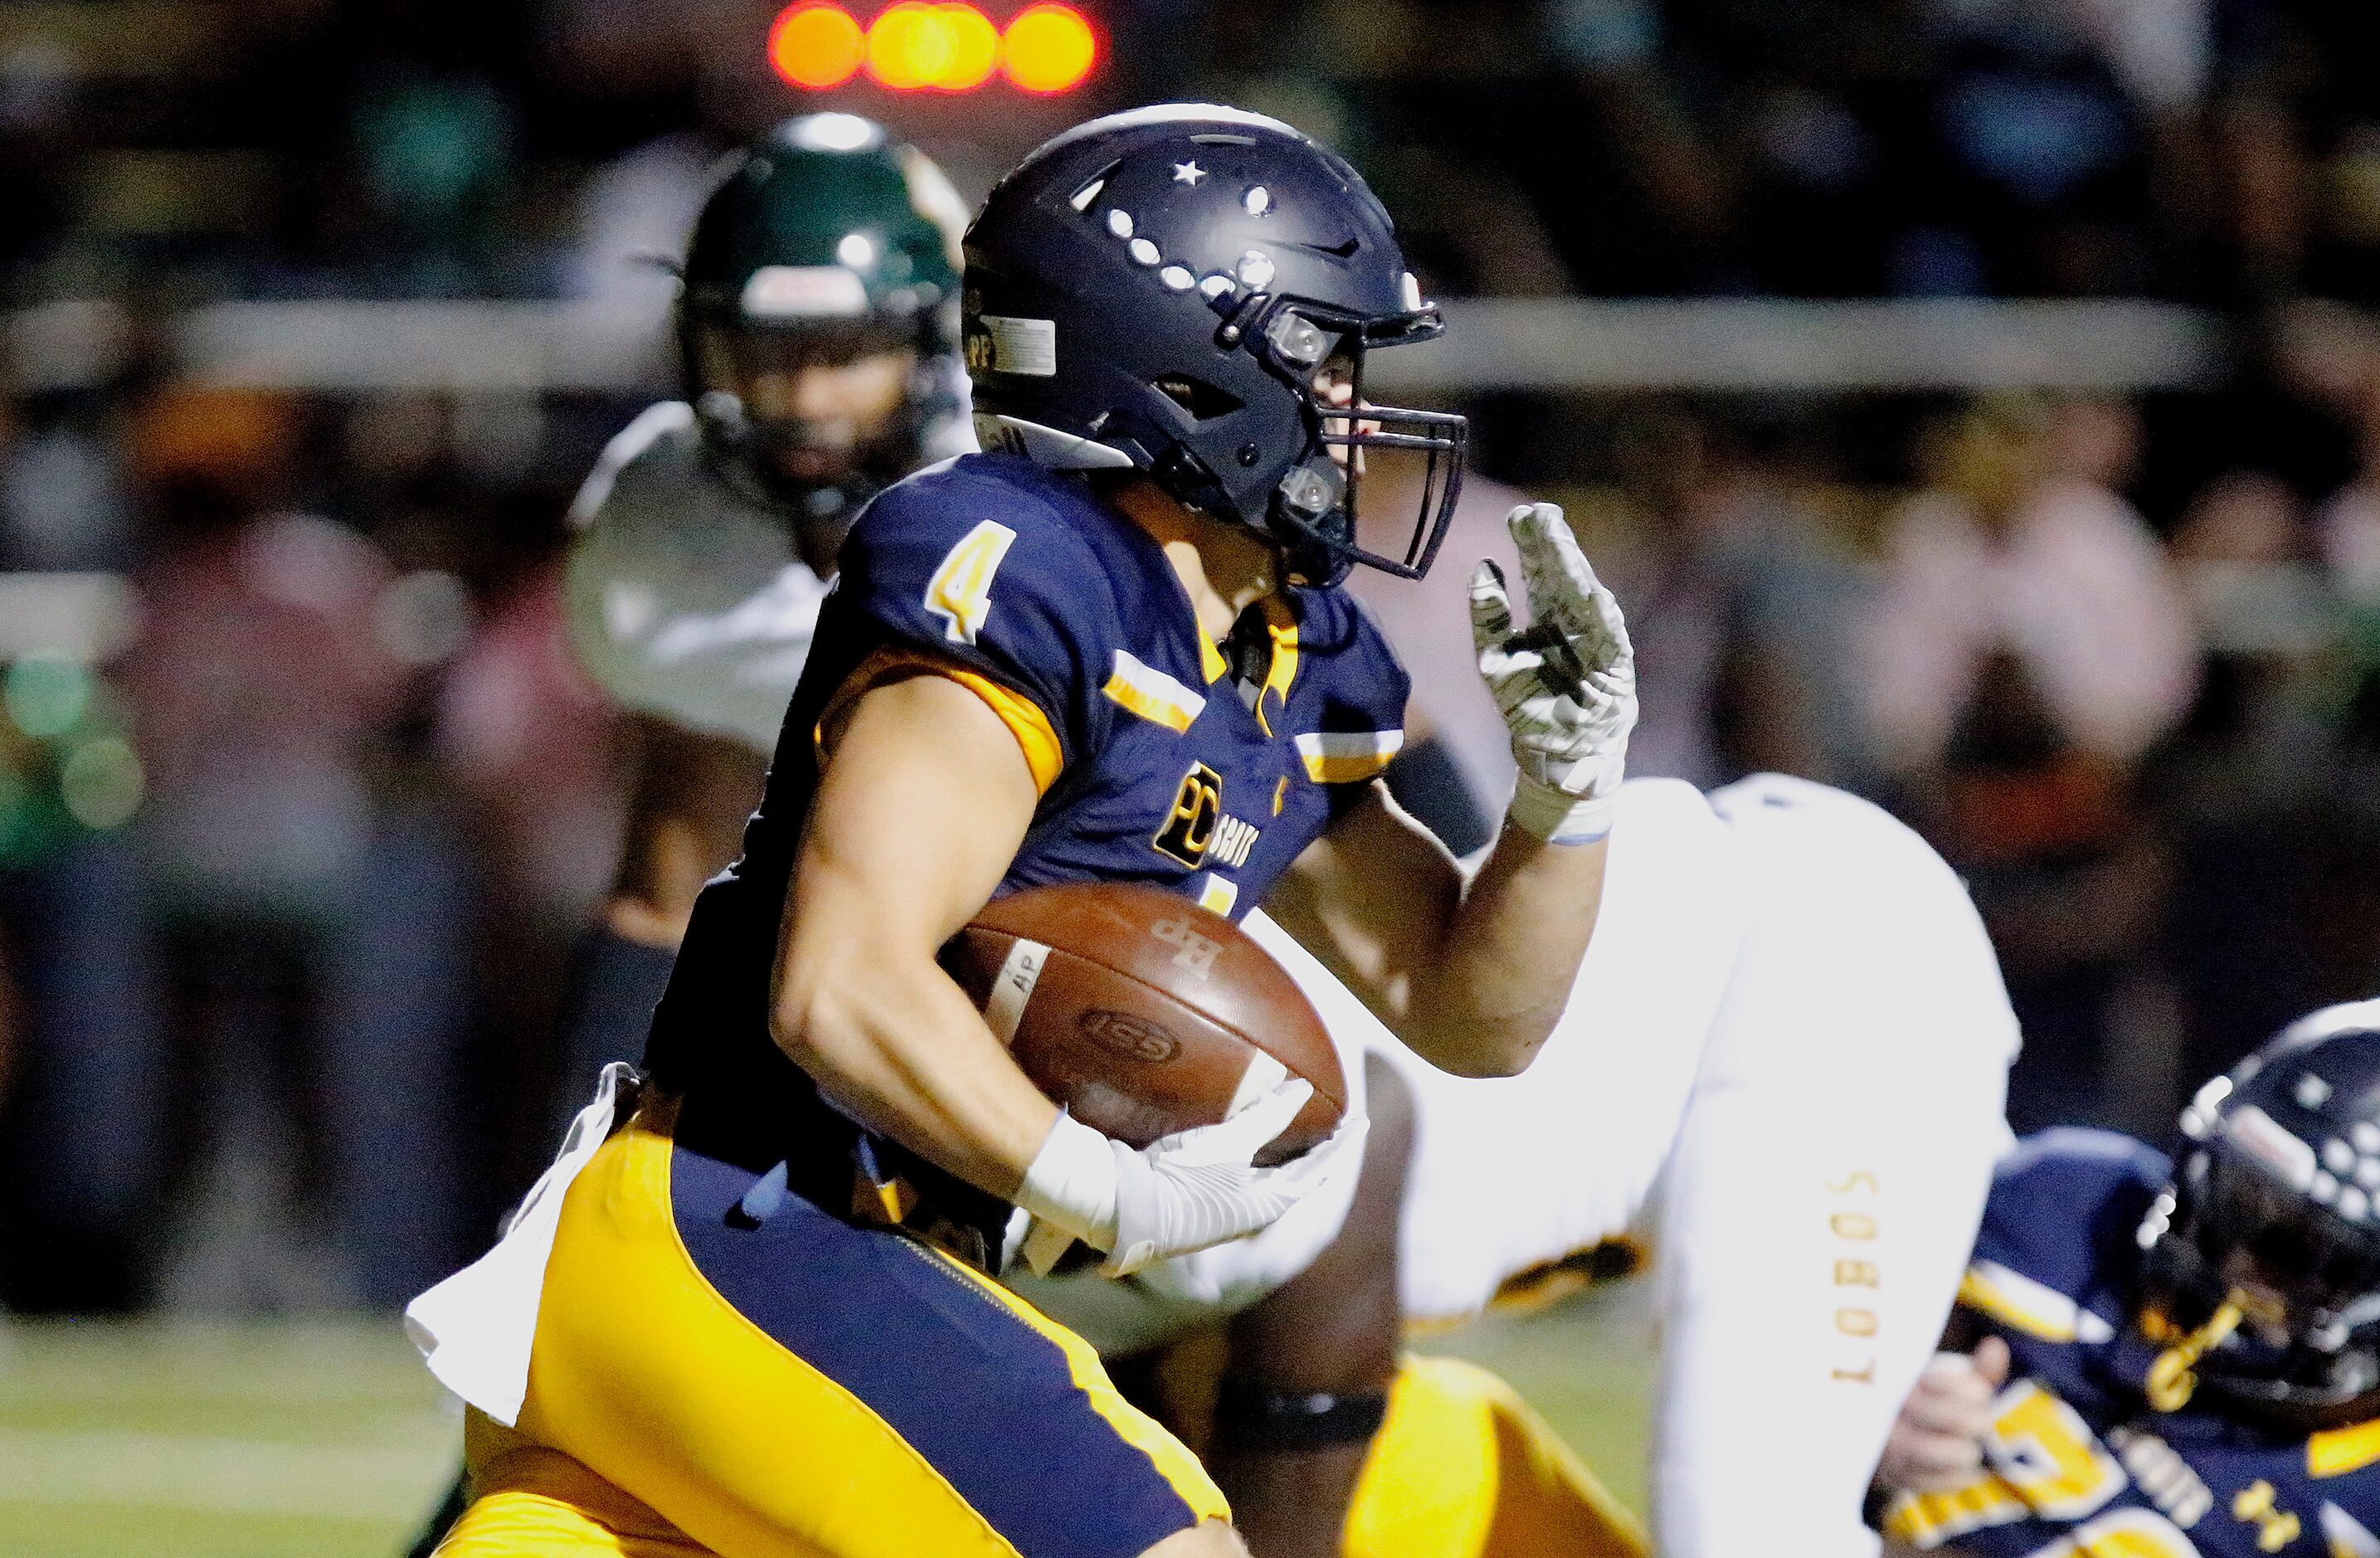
[678,113,969,539]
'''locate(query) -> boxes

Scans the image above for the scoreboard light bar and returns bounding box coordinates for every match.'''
[769,3,1097,93]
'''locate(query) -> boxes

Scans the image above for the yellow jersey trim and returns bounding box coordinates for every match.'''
[1956,1260,2113,1345]
[1295,728,1405,784]
[816,648,1063,797]
[1196,631,1229,685]
[1254,596,1299,737]
[1881,1476,2032,1549]
[2310,1419,2380,1478]
[1100,650,1207,734]
[927,1249,1231,1527]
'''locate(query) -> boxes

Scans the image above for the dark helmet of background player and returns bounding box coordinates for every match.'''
[961,103,1467,588]
[2136,1003,2380,1428]
[678,113,967,543]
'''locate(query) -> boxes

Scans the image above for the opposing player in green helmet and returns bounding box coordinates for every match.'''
[402,113,971,1558]
[558,111,972,1080]
[671,111,971,532]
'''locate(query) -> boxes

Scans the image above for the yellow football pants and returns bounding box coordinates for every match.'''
[441,1353,1648,1558]
[436,1094,1223,1558]
[1344,1355,1650,1558]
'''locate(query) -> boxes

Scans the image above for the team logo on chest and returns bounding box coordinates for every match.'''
[1153,761,1261,870]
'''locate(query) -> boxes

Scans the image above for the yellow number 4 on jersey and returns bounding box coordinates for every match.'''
[924,520,1019,645]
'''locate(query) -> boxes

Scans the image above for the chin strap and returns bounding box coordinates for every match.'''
[2146,1298,2245,1411]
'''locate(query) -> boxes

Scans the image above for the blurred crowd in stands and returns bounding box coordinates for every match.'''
[8,0,2380,306]
[7,0,2380,1315]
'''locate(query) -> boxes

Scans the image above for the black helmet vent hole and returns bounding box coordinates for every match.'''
[1154,376,1244,421]
[1068,161,1122,212]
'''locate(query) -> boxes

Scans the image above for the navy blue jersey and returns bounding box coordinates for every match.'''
[1877,1128,2380,1556]
[641,453,1409,1235]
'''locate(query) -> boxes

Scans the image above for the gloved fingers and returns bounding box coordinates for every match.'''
[1508,501,1594,582]
[1155,1077,1314,1166]
[1099,1241,1156,1278]
[1586,569,1633,659]
[1269,1107,1366,1194]
[1531,625,1592,699]
[1488,654,1550,714]
[1469,557,1515,653]
[1567,589,1633,684]
[1508,502,1598,618]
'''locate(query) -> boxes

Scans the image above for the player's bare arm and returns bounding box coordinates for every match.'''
[776,655,1334,1278]
[770,668,1062,1194]
[1268,785,1609,1077]
[1272,504,1637,1077]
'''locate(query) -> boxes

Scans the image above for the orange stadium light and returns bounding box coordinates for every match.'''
[770,4,867,89]
[771,2,1095,92]
[864,3,940,89]
[867,3,1003,90]
[933,6,1002,90]
[1001,4,1097,93]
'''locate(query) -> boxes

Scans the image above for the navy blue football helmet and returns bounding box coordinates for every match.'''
[962,104,1467,587]
[2138,1002,2380,1427]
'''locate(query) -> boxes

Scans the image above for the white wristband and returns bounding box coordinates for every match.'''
[1015,1112,1121,1251]
[1506,773,1617,845]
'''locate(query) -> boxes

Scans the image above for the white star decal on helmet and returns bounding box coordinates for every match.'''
[1171,160,1207,186]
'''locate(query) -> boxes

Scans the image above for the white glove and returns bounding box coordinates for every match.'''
[1014,1077,1347,1278]
[1471,503,1638,844]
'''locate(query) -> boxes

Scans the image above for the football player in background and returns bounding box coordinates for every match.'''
[1873,1002,2380,1556]
[1023,773,2021,1558]
[555,110,971,1097]
[408,105,1638,1558]
[401,110,972,1558]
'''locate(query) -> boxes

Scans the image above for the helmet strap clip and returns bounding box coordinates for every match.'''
[2146,1297,2245,1411]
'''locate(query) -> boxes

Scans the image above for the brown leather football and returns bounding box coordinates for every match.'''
[942,881,1344,1164]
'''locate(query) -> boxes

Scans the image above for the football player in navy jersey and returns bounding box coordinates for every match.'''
[410,105,1637,1558]
[1874,1002,2380,1557]
[397,113,976,1558]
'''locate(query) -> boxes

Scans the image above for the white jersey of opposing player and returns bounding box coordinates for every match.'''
[561,402,835,756]
[1015,777,1745,1349]
[1018,774,2019,1558]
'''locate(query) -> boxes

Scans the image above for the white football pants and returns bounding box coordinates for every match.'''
[1649,776,2018,1558]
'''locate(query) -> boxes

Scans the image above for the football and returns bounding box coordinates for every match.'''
[942,881,1345,1164]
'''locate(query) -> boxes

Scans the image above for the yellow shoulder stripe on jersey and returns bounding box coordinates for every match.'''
[1295,729,1404,784]
[817,647,1063,796]
[1101,650,1207,733]
[2309,1418,2380,1478]
[1956,1260,2115,1344]
[1253,596,1299,737]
